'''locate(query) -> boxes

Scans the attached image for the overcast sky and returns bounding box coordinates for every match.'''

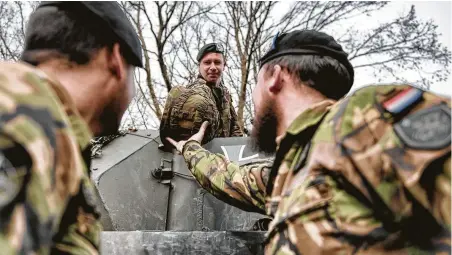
[407,1,451,96]
[378,1,451,96]
[271,1,451,96]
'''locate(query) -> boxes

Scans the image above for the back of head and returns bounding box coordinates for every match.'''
[21,2,143,67]
[259,30,354,100]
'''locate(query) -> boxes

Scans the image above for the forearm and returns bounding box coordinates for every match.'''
[182,140,269,214]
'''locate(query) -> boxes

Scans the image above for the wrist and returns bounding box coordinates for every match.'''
[182,139,201,154]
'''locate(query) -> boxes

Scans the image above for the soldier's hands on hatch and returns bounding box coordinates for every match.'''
[166,121,209,153]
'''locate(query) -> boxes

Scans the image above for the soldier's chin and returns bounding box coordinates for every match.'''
[250,110,277,154]
[98,111,121,137]
[100,122,120,137]
[206,76,219,83]
[251,128,277,154]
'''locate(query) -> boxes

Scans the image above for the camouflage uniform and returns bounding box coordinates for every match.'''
[0,62,101,254]
[181,84,451,254]
[160,77,243,147]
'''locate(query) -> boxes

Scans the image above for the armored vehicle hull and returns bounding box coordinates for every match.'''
[91,130,272,254]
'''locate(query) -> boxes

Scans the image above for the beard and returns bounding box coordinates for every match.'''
[97,101,121,137]
[250,101,279,154]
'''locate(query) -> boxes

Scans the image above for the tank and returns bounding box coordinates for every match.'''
[90,130,273,254]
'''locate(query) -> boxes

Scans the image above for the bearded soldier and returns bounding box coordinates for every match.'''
[167,30,451,254]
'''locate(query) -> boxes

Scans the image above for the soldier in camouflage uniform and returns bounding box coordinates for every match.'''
[0,2,143,254]
[160,43,243,150]
[167,30,451,254]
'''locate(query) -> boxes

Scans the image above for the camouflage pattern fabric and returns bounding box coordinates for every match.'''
[182,142,272,214]
[160,77,243,148]
[182,84,451,254]
[0,61,101,254]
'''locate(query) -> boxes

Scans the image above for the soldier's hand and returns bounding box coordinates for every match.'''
[166,121,209,153]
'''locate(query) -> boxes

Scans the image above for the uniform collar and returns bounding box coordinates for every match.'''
[277,99,336,146]
[266,99,336,196]
[197,76,208,84]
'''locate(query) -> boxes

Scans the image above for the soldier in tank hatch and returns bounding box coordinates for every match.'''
[159,43,243,151]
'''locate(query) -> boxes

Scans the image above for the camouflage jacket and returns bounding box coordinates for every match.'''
[182,84,451,254]
[0,62,101,254]
[160,77,243,147]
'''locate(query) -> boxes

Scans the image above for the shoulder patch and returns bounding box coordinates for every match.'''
[394,103,450,150]
[382,87,423,114]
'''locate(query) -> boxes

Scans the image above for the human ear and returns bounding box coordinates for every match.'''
[268,65,283,94]
[108,43,126,82]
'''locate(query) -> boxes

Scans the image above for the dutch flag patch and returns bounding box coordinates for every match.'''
[382,87,424,114]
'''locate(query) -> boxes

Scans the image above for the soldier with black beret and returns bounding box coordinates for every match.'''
[168,29,451,254]
[0,2,143,254]
[160,42,243,150]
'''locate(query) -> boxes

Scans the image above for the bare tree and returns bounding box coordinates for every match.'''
[121,1,163,118]
[213,1,450,131]
[120,1,214,121]
[0,1,449,132]
[222,2,277,129]
[129,1,214,92]
[343,5,451,88]
[0,2,38,60]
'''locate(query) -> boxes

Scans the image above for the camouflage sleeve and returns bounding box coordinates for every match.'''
[50,176,102,255]
[228,99,243,137]
[0,138,101,255]
[0,63,101,254]
[159,87,176,142]
[160,87,183,150]
[182,140,270,214]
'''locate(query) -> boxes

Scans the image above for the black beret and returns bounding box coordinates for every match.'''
[196,43,224,62]
[37,1,143,68]
[259,30,354,88]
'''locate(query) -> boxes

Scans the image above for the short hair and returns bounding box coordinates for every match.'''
[264,55,352,100]
[21,3,134,66]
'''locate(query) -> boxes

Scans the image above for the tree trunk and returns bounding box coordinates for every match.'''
[136,7,162,118]
[158,48,172,92]
[237,56,248,129]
